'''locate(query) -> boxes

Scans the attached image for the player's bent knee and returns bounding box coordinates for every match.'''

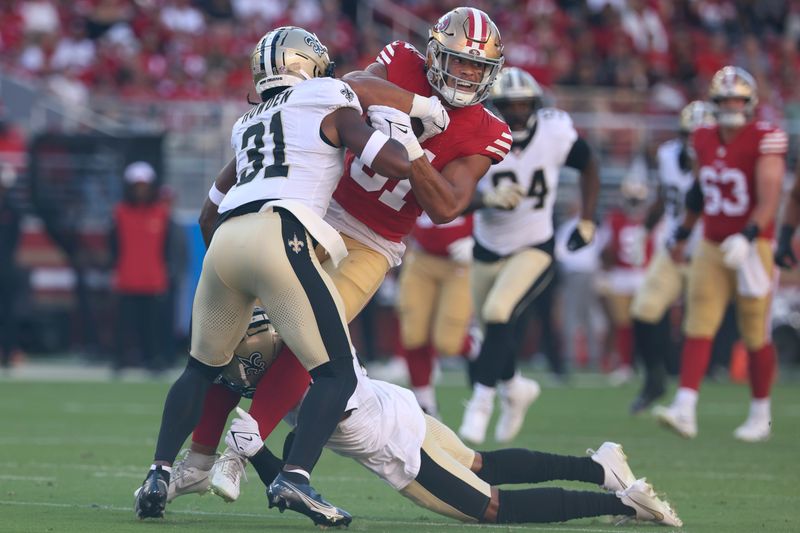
[481,302,512,325]
[186,355,225,382]
[630,298,664,324]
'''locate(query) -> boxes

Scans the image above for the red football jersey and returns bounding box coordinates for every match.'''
[693,121,788,242]
[411,213,473,257]
[605,209,654,269]
[332,41,511,242]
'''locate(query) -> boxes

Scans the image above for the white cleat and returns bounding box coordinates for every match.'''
[617,478,683,527]
[733,416,771,442]
[653,404,697,439]
[458,395,494,445]
[495,376,541,443]
[210,447,248,502]
[167,449,214,502]
[587,442,636,492]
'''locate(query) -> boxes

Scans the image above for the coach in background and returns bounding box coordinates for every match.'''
[109,161,172,373]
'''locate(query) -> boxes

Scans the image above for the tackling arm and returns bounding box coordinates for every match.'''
[412,153,493,223]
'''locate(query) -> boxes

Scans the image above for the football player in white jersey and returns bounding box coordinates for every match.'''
[216,358,682,527]
[459,67,600,445]
[134,26,419,527]
[628,100,715,414]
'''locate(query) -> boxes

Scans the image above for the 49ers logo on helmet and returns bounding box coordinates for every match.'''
[433,14,451,33]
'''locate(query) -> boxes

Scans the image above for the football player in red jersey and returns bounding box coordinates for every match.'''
[654,66,787,442]
[173,8,513,504]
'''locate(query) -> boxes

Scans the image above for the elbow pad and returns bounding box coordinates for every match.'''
[685,180,704,213]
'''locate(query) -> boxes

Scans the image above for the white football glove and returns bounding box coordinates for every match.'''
[410,94,450,143]
[225,407,263,458]
[483,181,527,210]
[447,236,474,264]
[720,233,751,269]
[368,105,425,161]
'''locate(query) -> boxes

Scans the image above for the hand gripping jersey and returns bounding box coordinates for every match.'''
[655,138,702,253]
[219,77,362,219]
[693,121,788,242]
[331,41,511,263]
[474,107,577,256]
[411,212,473,257]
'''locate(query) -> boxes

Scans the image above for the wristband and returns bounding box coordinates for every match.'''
[779,224,795,244]
[405,139,425,161]
[360,129,391,168]
[208,183,225,205]
[409,94,429,118]
[740,222,759,241]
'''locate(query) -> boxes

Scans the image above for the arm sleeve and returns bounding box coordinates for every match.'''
[564,137,591,171]
[685,178,704,213]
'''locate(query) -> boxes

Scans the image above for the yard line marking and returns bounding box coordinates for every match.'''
[0,475,56,482]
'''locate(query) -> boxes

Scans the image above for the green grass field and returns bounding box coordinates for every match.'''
[1,371,798,532]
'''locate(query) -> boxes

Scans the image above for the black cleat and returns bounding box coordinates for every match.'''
[134,466,169,519]
[630,385,665,415]
[267,473,352,527]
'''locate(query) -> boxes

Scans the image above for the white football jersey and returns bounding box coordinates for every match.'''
[218,77,362,218]
[474,108,578,256]
[655,138,702,253]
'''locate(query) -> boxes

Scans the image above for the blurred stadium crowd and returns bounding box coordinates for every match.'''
[0,0,799,380]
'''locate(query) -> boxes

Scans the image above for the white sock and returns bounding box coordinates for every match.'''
[285,467,310,481]
[674,387,698,411]
[473,383,496,404]
[151,464,172,474]
[413,386,437,413]
[750,398,771,420]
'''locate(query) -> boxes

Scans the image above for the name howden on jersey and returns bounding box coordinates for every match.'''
[241,87,294,122]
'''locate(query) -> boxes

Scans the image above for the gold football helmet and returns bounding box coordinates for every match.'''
[679,100,716,133]
[426,7,504,107]
[707,66,757,127]
[251,26,334,98]
[489,66,544,139]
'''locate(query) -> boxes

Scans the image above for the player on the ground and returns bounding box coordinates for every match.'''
[654,66,787,442]
[774,163,800,269]
[396,213,475,417]
[167,5,513,507]
[628,101,715,413]
[215,358,682,527]
[133,26,418,527]
[459,67,600,445]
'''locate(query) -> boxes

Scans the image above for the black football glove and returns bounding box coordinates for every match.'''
[774,224,797,269]
[567,219,596,251]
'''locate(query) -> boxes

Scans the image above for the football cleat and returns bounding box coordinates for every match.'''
[134,466,169,519]
[587,442,636,492]
[210,447,248,502]
[629,384,665,415]
[166,449,214,502]
[267,473,352,527]
[653,404,697,439]
[494,376,541,443]
[733,416,771,442]
[617,478,683,527]
[458,393,494,445]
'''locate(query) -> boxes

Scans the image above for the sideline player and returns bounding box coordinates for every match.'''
[654,66,787,442]
[459,67,600,444]
[170,5,513,507]
[774,163,800,268]
[216,360,682,527]
[133,26,417,526]
[628,101,715,413]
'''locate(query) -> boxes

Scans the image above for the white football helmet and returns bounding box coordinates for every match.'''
[489,67,544,141]
[679,100,716,134]
[426,7,504,108]
[250,26,334,98]
[708,66,757,128]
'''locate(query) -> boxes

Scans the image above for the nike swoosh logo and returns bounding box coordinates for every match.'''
[394,126,408,134]
[627,495,665,522]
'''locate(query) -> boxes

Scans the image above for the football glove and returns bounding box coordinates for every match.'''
[447,236,474,264]
[367,105,424,160]
[775,224,797,269]
[720,233,751,269]
[566,219,596,251]
[483,181,526,210]
[410,94,450,143]
[225,407,264,458]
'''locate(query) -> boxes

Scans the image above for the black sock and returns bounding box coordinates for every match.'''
[474,322,514,387]
[477,449,604,486]
[284,357,356,475]
[633,318,668,393]
[497,488,634,523]
[251,447,284,487]
[153,357,220,463]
